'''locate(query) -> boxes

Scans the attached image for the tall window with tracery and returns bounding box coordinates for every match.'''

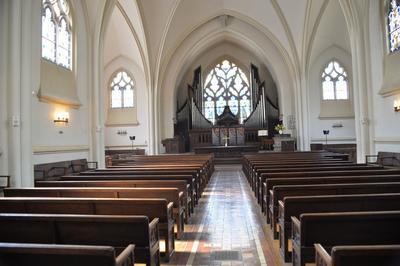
[388,0,400,53]
[322,60,349,100]
[110,71,135,108]
[203,60,251,124]
[42,0,72,69]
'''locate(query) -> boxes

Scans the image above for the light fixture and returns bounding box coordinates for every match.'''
[394,99,400,112]
[54,111,69,124]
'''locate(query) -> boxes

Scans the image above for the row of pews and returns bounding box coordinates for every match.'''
[243,151,400,266]
[0,154,214,266]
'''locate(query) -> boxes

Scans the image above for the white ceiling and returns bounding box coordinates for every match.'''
[133,0,351,72]
[84,0,351,91]
[103,4,144,70]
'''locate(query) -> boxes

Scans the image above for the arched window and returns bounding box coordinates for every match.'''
[388,0,400,53]
[42,0,72,69]
[322,60,349,100]
[203,59,251,124]
[110,71,135,108]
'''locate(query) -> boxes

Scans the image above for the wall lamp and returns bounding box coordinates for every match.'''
[54,111,69,125]
[395,100,400,112]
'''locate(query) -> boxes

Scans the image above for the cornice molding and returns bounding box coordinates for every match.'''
[374,137,400,144]
[33,145,89,155]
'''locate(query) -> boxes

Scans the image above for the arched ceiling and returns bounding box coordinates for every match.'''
[309,0,351,65]
[83,0,350,92]
[135,0,346,75]
[103,5,143,69]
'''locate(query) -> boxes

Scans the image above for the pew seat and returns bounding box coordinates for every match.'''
[268,182,400,239]
[291,211,400,266]
[278,193,400,262]
[0,197,174,261]
[4,187,185,239]
[314,244,400,266]
[0,213,159,266]
[36,179,192,222]
[0,242,135,266]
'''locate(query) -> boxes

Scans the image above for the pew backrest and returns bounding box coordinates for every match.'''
[0,213,158,252]
[0,242,135,266]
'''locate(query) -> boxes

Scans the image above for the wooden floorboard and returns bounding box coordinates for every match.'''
[164,165,290,266]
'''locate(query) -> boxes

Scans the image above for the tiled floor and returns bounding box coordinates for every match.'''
[164,165,288,266]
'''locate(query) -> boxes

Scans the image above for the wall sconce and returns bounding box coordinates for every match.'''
[54,111,69,125]
[395,99,400,112]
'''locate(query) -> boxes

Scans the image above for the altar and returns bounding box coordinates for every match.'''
[193,145,259,158]
[211,106,245,146]
[212,127,245,146]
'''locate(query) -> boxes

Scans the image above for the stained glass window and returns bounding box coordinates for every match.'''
[322,61,349,100]
[203,60,251,124]
[388,0,400,53]
[110,71,135,108]
[42,0,72,69]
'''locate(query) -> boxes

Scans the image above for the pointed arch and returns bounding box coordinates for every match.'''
[203,58,251,124]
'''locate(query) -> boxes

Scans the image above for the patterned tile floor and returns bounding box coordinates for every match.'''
[163,165,289,266]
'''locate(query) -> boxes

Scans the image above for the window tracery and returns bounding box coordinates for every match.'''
[322,61,349,100]
[203,60,251,124]
[110,71,135,108]
[388,0,400,53]
[42,0,72,69]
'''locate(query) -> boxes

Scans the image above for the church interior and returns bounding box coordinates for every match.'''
[0,0,400,265]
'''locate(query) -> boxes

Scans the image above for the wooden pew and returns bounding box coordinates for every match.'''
[278,193,400,262]
[35,179,192,222]
[292,211,400,266]
[244,159,349,180]
[59,174,197,210]
[256,166,387,204]
[247,162,355,183]
[84,168,205,191]
[314,244,400,266]
[250,163,368,185]
[0,213,159,266]
[0,242,135,266]
[0,197,174,261]
[263,174,400,214]
[268,182,400,242]
[4,187,185,239]
[261,169,400,215]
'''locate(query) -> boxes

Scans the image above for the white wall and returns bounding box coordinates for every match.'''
[0,0,9,175]
[104,56,149,154]
[103,7,149,154]
[308,45,356,145]
[31,0,91,165]
[368,0,400,153]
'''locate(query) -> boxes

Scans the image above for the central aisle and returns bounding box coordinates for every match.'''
[166,165,286,266]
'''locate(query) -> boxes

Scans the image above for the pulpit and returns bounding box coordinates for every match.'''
[162,136,185,153]
[273,134,296,151]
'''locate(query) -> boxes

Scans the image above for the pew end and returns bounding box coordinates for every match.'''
[315,244,332,266]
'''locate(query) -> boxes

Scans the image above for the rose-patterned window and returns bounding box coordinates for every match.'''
[203,60,251,124]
